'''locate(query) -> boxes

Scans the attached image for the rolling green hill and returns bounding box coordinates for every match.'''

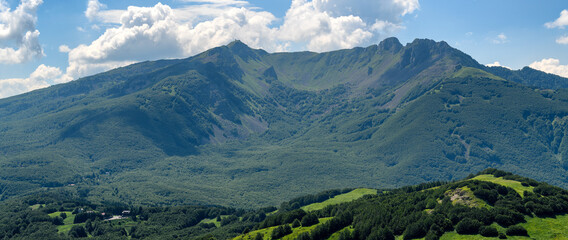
[1,38,568,208]
[234,169,568,240]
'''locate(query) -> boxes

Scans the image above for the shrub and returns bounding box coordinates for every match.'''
[424,231,440,240]
[455,218,482,235]
[473,189,498,205]
[428,223,444,237]
[479,226,499,237]
[506,225,528,236]
[494,214,514,227]
[292,219,301,228]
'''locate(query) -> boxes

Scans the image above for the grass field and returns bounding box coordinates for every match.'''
[47,211,137,235]
[29,204,45,210]
[439,232,530,239]
[301,188,377,212]
[452,67,504,81]
[328,226,353,240]
[521,214,568,239]
[233,217,333,240]
[199,217,222,228]
[47,211,77,233]
[436,214,568,240]
[470,174,534,197]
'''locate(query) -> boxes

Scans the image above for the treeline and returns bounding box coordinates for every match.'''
[279,188,354,211]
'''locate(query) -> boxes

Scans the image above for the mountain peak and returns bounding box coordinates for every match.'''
[227,39,248,49]
[378,37,403,53]
[225,39,266,61]
[406,38,450,50]
[397,38,479,68]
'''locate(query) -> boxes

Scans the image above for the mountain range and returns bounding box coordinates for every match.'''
[1,37,568,208]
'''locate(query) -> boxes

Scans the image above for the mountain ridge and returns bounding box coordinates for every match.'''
[1,38,568,208]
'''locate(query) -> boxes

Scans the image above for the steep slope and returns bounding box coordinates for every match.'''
[1,38,568,207]
[361,76,568,186]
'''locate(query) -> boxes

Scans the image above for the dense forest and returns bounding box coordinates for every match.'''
[2,169,568,239]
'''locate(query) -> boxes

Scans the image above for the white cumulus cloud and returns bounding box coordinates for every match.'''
[485,61,511,70]
[284,0,418,51]
[57,0,421,81]
[59,44,71,53]
[0,64,61,98]
[492,33,507,44]
[556,35,568,45]
[85,0,104,21]
[529,58,568,78]
[0,0,44,64]
[85,0,122,23]
[65,3,279,80]
[278,0,374,52]
[545,9,568,29]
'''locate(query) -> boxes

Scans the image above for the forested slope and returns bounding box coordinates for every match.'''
[1,38,568,207]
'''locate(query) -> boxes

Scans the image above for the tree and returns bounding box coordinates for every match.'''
[221,215,238,226]
[52,216,64,225]
[338,229,352,240]
[68,225,88,238]
[368,227,395,240]
[85,219,94,233]
[403,221,427,240]
[271,225,293,239]
[253,233,263,240]
[296,232,311,240]
[301,214,319,227]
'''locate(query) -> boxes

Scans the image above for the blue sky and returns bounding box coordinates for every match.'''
[0,0,567,98]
